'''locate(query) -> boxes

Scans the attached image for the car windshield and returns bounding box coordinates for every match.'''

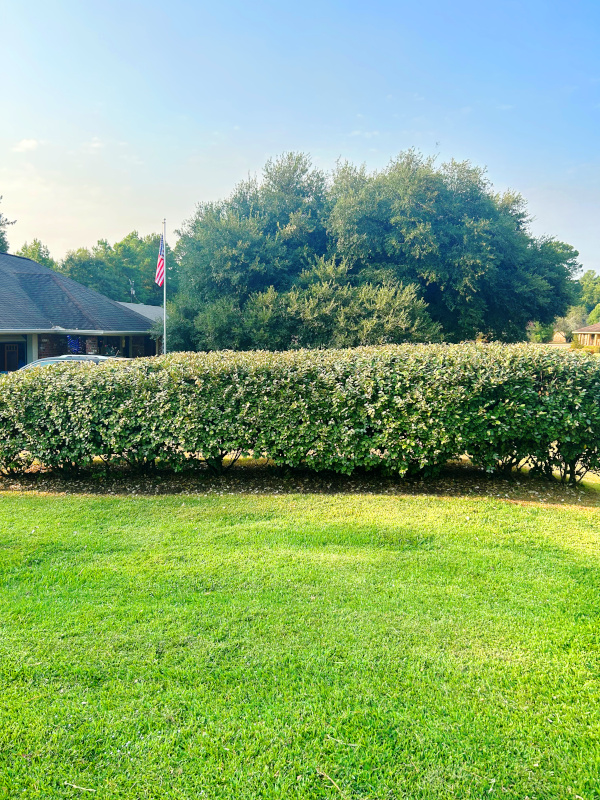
[19,355,121,370]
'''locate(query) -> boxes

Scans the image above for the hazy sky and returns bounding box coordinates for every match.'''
[2,0,599,271]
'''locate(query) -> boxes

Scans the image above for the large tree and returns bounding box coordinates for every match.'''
[176,152,329,305]
[327,152,579,341]
[172,151,579,349]
[173,153,439,350]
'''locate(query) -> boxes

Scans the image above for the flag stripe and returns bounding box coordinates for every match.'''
[155,235,165,287]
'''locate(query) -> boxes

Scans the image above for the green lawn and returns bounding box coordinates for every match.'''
[0,486,599,798]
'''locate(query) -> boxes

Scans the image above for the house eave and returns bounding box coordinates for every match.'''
[0,328,153,336]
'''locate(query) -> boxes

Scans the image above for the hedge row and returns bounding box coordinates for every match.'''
[1,344,599,482]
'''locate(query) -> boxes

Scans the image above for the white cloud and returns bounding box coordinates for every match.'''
[12,139,40,153]
[119,152,145,167]
[349,130,380,139]
[82,137,105,153]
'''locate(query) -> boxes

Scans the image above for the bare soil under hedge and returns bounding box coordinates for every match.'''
[1,459,596,508]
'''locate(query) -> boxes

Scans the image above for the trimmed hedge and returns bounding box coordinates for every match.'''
[1,344,600,482]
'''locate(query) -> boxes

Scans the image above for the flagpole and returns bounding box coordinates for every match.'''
[162,218,167,355]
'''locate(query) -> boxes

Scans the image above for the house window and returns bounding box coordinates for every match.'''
[101,336,121,356]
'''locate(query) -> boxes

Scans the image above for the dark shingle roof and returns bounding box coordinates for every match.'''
[117,302,164,322]
[0,253,153,333]
[573,324,600,334]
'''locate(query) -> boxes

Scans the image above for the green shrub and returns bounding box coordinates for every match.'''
[1,344,600,481]
[527,321,555,343]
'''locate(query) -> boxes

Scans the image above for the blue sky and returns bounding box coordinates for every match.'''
[2,0,599,271]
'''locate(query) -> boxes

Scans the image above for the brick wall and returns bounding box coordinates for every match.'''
[38,335,68,358]
[36,334,155,360]
[85,336,99,355]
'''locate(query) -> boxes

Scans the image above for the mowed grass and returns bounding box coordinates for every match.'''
[0,489,599,799]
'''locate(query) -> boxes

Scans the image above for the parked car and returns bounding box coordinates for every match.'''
[19,354,125,370]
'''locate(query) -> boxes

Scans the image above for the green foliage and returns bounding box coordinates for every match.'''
[0,196,15,253]
[579,269,600,312]
[58,231,175,303]
[527,321,555,343]
[554,305,590,341]
[176,153,328,307]
[2,344,600,482]
[15,238,58,269]
[189,258,442,351]
[587,302,600,325]
[253,259,443,349]
[173,151,580,348]
[327,153,580,341]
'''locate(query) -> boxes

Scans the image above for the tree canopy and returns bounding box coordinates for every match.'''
[326,153,580,341]
[172,151,580,349]
[58,231,175,304]
[16,239,58,270]
[0,197,15,253]
[578,270,600,313]
[551,306,589,341]
[176,153,329,305]
[172,256,441,352]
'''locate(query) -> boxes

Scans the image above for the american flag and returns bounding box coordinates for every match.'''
[155,234,165,287]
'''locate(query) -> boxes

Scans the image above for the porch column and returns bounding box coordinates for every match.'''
[26,334,38,363]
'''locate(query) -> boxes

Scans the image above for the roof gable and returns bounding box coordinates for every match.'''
[0,253,153,333]
[573,323,600,334]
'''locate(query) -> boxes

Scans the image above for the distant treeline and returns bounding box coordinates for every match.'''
[13,232,175,307]
[4,151,599,348]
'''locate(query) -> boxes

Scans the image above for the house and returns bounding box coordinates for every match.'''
[551,331,567,344]
[0,252,162,372]
[572,323,600,348]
